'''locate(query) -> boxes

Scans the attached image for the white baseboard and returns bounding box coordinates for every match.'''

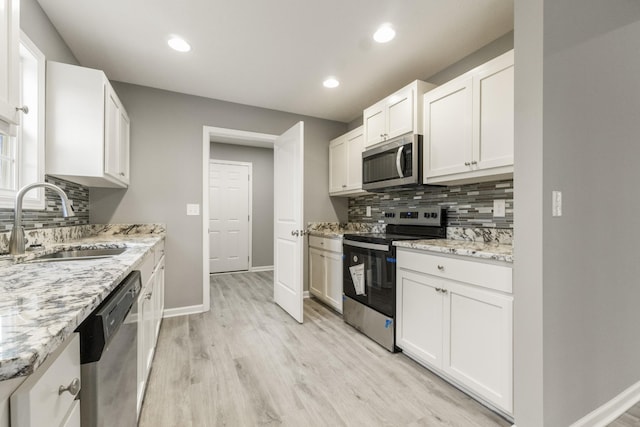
[162,304,206,319]
[249,265,274,272]
[570,379,640,426]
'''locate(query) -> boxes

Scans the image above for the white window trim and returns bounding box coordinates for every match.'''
[0,31,45,209]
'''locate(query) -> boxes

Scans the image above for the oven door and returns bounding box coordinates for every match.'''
[362,134,421,191]
[343,239,396,317]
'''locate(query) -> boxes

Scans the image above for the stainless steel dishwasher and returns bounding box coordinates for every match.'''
[76,270,141,427]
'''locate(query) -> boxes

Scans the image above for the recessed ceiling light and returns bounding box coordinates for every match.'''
[323,77,340,89]
[168,36,191,52]
[373,24,396,43]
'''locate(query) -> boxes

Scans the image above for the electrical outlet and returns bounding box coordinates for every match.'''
[493,199,506,218]
[186,204,200,216]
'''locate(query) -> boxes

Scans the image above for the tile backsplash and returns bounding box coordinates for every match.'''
[0,176,90,231]
[349,179,513,228]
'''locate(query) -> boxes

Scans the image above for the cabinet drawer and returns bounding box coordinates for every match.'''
[154,240,165,266]
[139,251,154,285]
[308,235,342,253]
[397,249,512,293]
[11,334,81,427]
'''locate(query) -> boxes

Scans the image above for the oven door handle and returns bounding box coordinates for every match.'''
[344,240,390,252]
[396,145,405,178]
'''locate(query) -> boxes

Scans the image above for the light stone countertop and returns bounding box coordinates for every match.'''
[394,239,513,263]
[0,232,164,381]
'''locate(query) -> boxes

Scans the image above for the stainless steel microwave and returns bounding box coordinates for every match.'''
[362,134,422,191]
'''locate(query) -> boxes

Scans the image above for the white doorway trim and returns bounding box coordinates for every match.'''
[209,159,253,273]
[202,126,277,313]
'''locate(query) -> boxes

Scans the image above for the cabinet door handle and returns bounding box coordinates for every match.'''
[435,287,442,292]
[441,288,448,294]
[291,230,299,236]
[471,161,477,165]
[145,292,153,300]
[437,265,444,271]
[464,162,471,166]
[59,377,81,397]
[342,184,347,188]
[15,105,29,114]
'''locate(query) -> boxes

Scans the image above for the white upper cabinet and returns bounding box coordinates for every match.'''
[46,61,130,188]
[0,0,20,127]
[424,50,514,185]
[329,126,365,196]
[363,80,436,148]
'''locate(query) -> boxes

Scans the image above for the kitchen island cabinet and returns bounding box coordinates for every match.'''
[137,240,165,416]
[309,235,343,313]
[396,246,513,416]
[423,50,514,185]
[46,61,130,188]
[10,334,80,427]
[0,226,165,427]
[329,126,365,196]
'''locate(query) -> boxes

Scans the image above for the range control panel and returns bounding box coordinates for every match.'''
[383,207,445,226]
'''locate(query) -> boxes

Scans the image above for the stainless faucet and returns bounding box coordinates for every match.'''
[9,182,76,255]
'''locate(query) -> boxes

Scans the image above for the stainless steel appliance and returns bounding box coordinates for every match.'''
[362,133,422,191]
[342,208,446,351]
[77,271,141,427]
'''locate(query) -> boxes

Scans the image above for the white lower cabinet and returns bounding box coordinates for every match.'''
[137,240,165,417]
[396,248,513,415]
[308,235,343,313]
[10,334,81,427]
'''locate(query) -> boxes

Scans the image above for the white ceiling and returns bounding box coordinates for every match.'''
[36,0,513,123]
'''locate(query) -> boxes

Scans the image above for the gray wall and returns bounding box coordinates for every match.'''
[20,0,78,65]
[210,143,274,268]
[515,1,640,425]
[90,83,346,310]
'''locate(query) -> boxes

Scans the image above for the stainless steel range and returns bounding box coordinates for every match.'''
[342,207,446,352]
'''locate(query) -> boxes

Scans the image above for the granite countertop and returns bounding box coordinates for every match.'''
[394,239,513,263]
[0,231,164,381]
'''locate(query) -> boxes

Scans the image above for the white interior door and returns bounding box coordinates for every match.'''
[209,161,251,273]
[273,122,304,323]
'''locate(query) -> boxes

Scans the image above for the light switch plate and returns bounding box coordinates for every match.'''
[552,191,562,217]
[493,199,506,217]
[186,203,200,216]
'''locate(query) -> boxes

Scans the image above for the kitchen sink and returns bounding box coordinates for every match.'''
[29,247,126,262]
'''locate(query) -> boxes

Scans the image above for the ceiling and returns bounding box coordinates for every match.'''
[36,0,513,123]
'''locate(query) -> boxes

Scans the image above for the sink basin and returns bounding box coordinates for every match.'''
[30,248,126,262]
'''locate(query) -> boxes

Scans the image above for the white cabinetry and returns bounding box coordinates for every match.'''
[329,126,365,196]
[10,334,81,427]
[137,240,165,416]
[396,248,513,415]
[308,235,343,313]
[46,61,130,188]
[0,0,20,127]
[363,80,436,148]
[423,50,514,185]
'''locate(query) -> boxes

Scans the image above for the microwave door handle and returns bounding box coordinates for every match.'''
[396,146,405,178]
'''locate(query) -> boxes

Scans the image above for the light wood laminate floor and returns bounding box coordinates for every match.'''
[139,271,511,426]
[610,402,640,426]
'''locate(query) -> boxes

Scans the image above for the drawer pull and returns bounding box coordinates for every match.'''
[437,265,445,271]
[59,378,80,397]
